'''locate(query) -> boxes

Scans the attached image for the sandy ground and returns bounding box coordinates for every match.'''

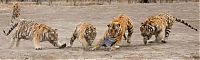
[0,2,199,59]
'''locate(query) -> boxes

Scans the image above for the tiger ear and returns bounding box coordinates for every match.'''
[54,29,58,31]
[141,22,144,25]
[107,24,110,27]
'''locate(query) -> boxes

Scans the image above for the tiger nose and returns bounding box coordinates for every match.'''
[111,30,115,35]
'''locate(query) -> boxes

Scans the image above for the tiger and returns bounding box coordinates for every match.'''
[140,13,198,45]
[3,20,66,50]
[91,14,134,51]
[11,3,21,24]
[66,22,97,50]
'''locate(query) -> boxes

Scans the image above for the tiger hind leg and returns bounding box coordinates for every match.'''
[9,37,17,49]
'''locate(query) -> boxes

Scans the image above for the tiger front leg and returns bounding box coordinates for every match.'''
[155,29,166,43]
[80,38,90,50]
[123,34,127,41]
[33,37,42,50]
[143,34,153,45]
[90,44,101,51]
[90,38,105,51]
[143,36,148,45]
[9,37,19,48]
[127,27,134,44]
[110,38,121,51]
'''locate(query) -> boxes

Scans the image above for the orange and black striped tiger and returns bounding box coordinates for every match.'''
[91,14,134,51]
[3,20,66,50]
[67,22,96,50]
[140,13,198,45]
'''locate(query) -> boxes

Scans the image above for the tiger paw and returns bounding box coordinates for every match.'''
[89,47,96,51]
[148,41,156,43]
[161,40,167,43]
[59,43,66,49]
[115,45,120,49]
[127,40,131,44]
[126,38,131,43]
[66,44,72,48]
[35,48,42,50]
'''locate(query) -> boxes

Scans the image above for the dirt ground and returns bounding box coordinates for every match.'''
[0,2,199,59]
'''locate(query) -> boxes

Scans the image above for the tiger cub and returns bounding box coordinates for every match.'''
[140,13,198,45]
[67,22,96,50]
[3,20,66,50]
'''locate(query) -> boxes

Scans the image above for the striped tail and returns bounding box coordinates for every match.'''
[3,23,18,36]
[175,18,198,31]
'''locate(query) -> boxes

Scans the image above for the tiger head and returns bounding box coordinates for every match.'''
[107,22,121,38]
[140,22,156,45]
[46,28,65,48]
[85,26,96,46]
[13,3,20,17]
[47,28,59,46]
